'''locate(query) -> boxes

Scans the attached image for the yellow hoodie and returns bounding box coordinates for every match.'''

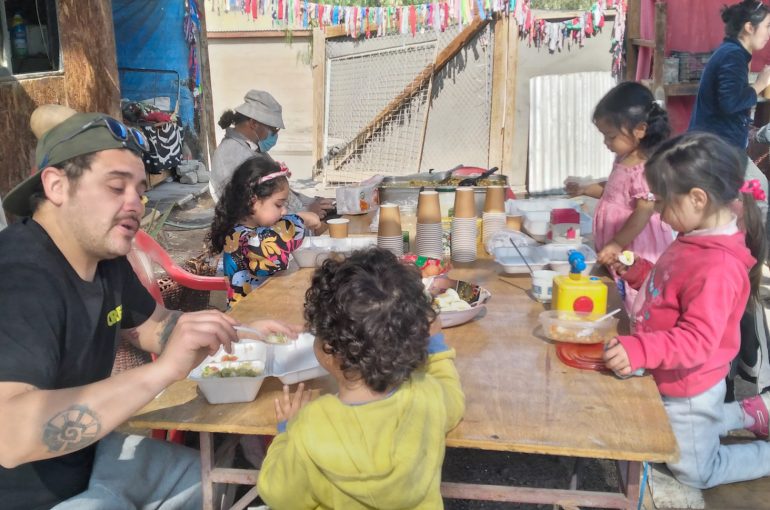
[258,336,465,509]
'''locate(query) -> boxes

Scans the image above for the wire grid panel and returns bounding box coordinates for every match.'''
[324,37,437,184]
[420,24,493,172]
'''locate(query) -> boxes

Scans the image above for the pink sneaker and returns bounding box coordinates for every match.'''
[740,393,770,439]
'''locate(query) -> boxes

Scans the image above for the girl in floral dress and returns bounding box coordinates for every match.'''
[208,157,320,306]
[566,82,674,309]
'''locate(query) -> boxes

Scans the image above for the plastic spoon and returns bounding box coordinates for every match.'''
[233,326,292,344]
[509,238,535,277]
[594,308,621,323]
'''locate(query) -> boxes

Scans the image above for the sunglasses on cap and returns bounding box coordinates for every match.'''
[39,117,150,169]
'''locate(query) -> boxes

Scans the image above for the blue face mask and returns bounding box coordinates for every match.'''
[258,131,278,153]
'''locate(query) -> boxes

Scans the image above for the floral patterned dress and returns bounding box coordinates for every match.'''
[222,215,306,305]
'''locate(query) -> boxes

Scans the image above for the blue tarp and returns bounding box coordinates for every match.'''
[112,0,194,128]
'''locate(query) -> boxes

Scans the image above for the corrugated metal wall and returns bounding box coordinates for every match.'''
[528,72,616,194]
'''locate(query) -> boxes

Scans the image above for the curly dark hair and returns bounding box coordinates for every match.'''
[207,156,288,254]
[304,247,436,393]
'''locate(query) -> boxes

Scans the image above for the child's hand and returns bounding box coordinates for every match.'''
[297,211,322,231]
[275,383,312,423]
[429,316,443,337]
[608,260,629,277]
[564,177,584,197]
[603,338,632,377]
[597,241,622,265]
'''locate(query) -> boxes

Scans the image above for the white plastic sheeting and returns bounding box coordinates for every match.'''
[528,72,616,194]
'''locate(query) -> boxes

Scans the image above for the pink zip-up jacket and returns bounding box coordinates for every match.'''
[618,232,756,398]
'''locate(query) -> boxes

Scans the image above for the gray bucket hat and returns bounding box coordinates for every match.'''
[234,90,285,129]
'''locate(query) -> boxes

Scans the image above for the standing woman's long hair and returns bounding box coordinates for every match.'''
[207,157,289,255]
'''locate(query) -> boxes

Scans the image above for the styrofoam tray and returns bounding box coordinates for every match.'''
[493,246,549,274]
[293,236,378,268]
[506,198,580,214]
[540,244,597,275]
[189,332,328,404]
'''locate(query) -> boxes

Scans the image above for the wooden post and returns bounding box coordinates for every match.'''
[197,4,218,169]
[488,14,509,171]
[502,15,520,194]
[625,0,641,81]
[312,28,327,178]
[652,2,666,101]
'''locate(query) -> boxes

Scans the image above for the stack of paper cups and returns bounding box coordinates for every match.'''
[415,190,444,259]
[482,186,507,248]
[377,203,404,257]
[451,187,477,262]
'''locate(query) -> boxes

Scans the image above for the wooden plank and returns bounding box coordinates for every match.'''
[664,82,699,96]
[531,8,617,21]
[210,467,259,485]
[488,15,509,172]
[441,482,631,508]
[197,4,219,162]
[207,30,312,38]
[630,38,655,48]
[502,15,520,194]
[323,25,348,39]
[312,28,326,173]
[330,17,490,170]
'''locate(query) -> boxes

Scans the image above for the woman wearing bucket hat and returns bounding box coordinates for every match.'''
[210,90,335,220]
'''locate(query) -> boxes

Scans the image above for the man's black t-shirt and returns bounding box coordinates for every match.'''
[0,219,156,510]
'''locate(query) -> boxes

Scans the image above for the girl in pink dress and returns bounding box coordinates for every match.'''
[566,82,675,309]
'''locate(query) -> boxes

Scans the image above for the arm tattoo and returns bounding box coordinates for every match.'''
[157,311,183,352]
[43,405,101,453]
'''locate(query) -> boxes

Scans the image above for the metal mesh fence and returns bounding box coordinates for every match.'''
[319,25,493,184]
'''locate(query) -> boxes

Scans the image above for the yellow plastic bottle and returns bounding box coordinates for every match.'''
[552,251,607,315]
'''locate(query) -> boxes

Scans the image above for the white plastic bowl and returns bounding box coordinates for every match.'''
[538,310,618,344]
[425,277,492,328]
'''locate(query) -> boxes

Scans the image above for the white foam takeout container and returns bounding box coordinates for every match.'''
[189,333,328,404]
[292,236,378,268]
[493,244,597,275]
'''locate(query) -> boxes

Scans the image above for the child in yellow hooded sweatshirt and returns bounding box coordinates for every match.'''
[257,247,465,509]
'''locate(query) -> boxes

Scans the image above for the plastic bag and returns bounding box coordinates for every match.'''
[484,229,537,255]
[336,175,383,214]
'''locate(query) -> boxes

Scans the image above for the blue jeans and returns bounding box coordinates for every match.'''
[663,379,770,489]
[52,432,201,510]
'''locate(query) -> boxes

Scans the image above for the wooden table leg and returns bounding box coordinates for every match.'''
[616,460,643,510]
[200,432,217,510]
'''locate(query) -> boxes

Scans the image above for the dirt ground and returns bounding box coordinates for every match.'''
[152,192,770,510]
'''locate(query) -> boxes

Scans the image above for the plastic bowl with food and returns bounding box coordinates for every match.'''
[424,277,491,328]
[538,310,618,344]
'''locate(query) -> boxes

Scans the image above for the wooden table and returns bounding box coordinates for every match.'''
[131,255,678,510]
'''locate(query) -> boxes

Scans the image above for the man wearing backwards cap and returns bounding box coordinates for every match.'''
[211,89,335,219]
[0,112,298,510]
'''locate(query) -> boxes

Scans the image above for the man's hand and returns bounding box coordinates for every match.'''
[154,310,239,382]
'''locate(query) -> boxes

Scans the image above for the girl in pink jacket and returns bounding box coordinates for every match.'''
[603,132,770,489]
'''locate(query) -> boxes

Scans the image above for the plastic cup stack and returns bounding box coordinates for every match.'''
[451,187,477,262]
[377,203,404,257]
[415,190,444,259]
[482,186,507,248]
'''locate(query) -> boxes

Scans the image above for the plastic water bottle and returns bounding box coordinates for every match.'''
[11,13,28,59]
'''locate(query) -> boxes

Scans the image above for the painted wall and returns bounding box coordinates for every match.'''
[207,36,315,179]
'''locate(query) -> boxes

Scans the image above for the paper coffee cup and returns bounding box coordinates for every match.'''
[417,190,441,224]
[483,186,505,213]
[531,270,557,303]
[453,187,476,218]
[327,218,349,239]
[378,203,403,237]
[506,214,523,231]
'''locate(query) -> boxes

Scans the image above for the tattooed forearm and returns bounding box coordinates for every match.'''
[43,405,101,453]
[158,311,183,352]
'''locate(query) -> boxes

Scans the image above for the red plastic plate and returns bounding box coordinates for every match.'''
[555,342,608,372]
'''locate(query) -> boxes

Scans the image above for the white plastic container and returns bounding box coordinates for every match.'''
[538,310,618,344]
[541,244,597,275]
[189,332,328,404]
[493,246,548,274]
[293,236,378,268]
[506,198,580,214]
[531,269,557,303]
[522,211,550,242]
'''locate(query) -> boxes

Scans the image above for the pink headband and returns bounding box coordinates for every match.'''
[739,179,766,202]
[258,167,291,184]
